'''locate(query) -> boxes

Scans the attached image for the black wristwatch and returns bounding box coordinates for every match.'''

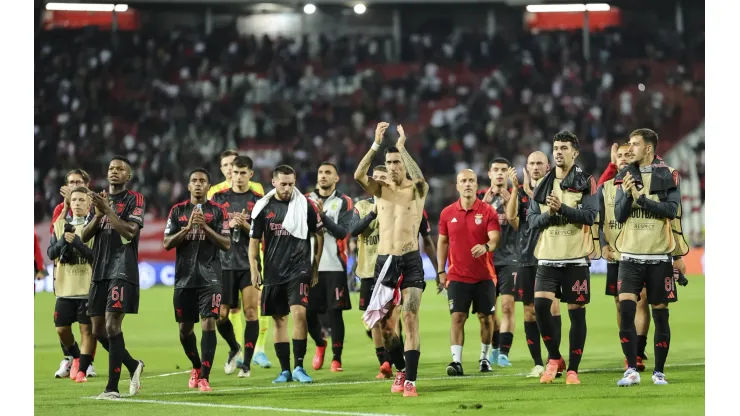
[438,271,446,275]
[484,243,490,252]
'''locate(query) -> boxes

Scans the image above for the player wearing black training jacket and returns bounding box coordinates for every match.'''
[507,151,564,379]
[477,157,519,367]
[164,168,231,392]
[211,156,264,377]
[82,156,145,400]
[249,165,324,384]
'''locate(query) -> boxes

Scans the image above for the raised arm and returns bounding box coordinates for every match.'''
[506,169,521,231]
[396,125,428,197]
[354,122,388,197]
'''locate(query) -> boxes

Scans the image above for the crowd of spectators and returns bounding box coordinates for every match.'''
[34,11,704,228]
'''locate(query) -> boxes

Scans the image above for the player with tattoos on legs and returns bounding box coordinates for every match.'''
[356,122,428,397]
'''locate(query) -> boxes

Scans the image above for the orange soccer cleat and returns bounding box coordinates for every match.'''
[565,370,581,385]
[74,370,88,383]
[391,371,406,393]
[188,368,201,389]
[330,360,343,372]
[197,378,212,392]
[313,345,326,370]
[540,359,560,384]
[69,358,80,380]
[403,382,418,397]
[376,362,393,379]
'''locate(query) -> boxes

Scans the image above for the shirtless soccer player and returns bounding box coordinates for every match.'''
[354,122,428,397]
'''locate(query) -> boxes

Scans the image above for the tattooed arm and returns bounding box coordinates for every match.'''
[354,122,389,198]
[395,125,429,197]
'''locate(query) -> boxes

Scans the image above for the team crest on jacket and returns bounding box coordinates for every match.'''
[475,213,483,225]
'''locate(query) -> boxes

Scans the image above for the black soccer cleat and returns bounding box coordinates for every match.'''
[479,359,493,373]
[446,362,464,376]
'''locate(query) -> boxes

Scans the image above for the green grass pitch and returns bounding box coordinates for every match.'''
[34,274,705,415]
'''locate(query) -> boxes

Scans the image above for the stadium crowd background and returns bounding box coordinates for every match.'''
[33,0,705,276]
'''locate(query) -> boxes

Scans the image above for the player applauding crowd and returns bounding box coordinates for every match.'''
[44,126,688,399]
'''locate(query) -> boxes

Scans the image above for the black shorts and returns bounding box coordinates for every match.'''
[618,260,677,305]
[261,276,311,317]
[88,279,139,316]
[535,265,590,305]
[54,298,91,327]
[358,278,376,311]
[495,265,519,300]
[605,262,619,296]
[222,270,253,307]
[516,265,538,304]
[375,251,426,292]
[173,286,223,323]
[308,271,352,312]
[447,280,497,315]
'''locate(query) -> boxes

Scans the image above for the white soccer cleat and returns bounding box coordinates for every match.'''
[87,363,97,377]
[237,368,251,378]
[617,368,641,387]
[224,348,240,375]
[652,371,668,385]
[54,358,72,378]
[526,365,545,378]
[129,360,145,396]
[96,391,121,400]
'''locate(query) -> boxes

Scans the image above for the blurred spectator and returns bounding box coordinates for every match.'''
[34,13,704,232]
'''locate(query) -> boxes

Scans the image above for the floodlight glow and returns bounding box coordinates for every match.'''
[45,3,129,12]
[526,4,610,13]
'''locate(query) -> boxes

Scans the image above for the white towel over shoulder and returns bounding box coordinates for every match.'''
[250,187,308,239]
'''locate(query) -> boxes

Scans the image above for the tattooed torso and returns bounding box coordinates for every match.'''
[377,181,427,256]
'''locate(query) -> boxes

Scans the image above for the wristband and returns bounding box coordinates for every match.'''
[484,243,490,252]
[437,271,446,275]
[371,142,380,151]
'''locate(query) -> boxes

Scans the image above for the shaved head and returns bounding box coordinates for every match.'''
[527,151,550,181]
[528,151,548,164]
[456,169,478,199]
[457,169,477,181]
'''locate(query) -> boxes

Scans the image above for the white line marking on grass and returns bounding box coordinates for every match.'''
[84,398,405,416]
[132,362,704,397]
[142,370,190,379]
